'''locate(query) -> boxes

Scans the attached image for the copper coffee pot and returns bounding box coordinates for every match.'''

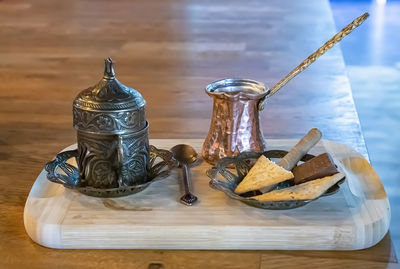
[202,13,369,164]
[202,79,269,164]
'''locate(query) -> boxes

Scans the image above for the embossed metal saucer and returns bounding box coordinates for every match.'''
[207,150,345,210]
[45,145,176,198]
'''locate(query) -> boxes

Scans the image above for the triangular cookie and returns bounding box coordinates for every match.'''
[234,155,294,194]
[252,172,345,201]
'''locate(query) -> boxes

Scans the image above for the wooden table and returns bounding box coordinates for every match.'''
[0,0,398,268]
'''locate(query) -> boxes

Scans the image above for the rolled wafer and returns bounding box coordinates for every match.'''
[278,128,322,171]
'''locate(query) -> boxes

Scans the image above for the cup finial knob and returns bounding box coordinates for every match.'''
[104,57,115,79]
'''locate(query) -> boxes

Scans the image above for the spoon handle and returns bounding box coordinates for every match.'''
[182,164,191,194]
[268,12,369,98]
[180,164,198,206]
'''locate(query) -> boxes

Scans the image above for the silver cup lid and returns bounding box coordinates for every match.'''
[73,58,146,135]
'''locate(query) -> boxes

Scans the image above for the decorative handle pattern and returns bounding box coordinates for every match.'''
[45,150,80,189]
[270,12,369,96]
[44,145,177,197]
[258,12,369,110]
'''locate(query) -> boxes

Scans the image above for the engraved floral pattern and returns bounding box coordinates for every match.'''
[72,69,146,134]
[74,78,145,110]
[76,127,149,189]
[96,115,114,130]
[77,135,119,188]
[45,145,175,198]
[119,133,149,185]
[93,161,117,187]
[120,156,147,186]
[123,113,136,125]
[73,107,145,134]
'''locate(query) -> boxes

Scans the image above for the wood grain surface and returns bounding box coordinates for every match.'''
[24,139,390,250]
[0,0,398,268]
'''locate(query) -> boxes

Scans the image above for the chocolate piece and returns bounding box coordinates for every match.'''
[292,153,338,185]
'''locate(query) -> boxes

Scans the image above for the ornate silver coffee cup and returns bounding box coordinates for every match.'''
[73,58,149,189]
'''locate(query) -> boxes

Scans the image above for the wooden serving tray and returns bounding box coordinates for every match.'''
[24,139,390,250]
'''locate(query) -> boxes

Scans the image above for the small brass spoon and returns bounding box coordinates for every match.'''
[170,144,199,206]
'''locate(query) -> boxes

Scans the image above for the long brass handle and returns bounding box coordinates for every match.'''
[258,12,369,110]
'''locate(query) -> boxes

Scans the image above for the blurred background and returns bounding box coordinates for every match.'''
[330,0,400,253]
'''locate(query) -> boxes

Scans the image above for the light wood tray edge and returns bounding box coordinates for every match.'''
[23,139,390,250]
